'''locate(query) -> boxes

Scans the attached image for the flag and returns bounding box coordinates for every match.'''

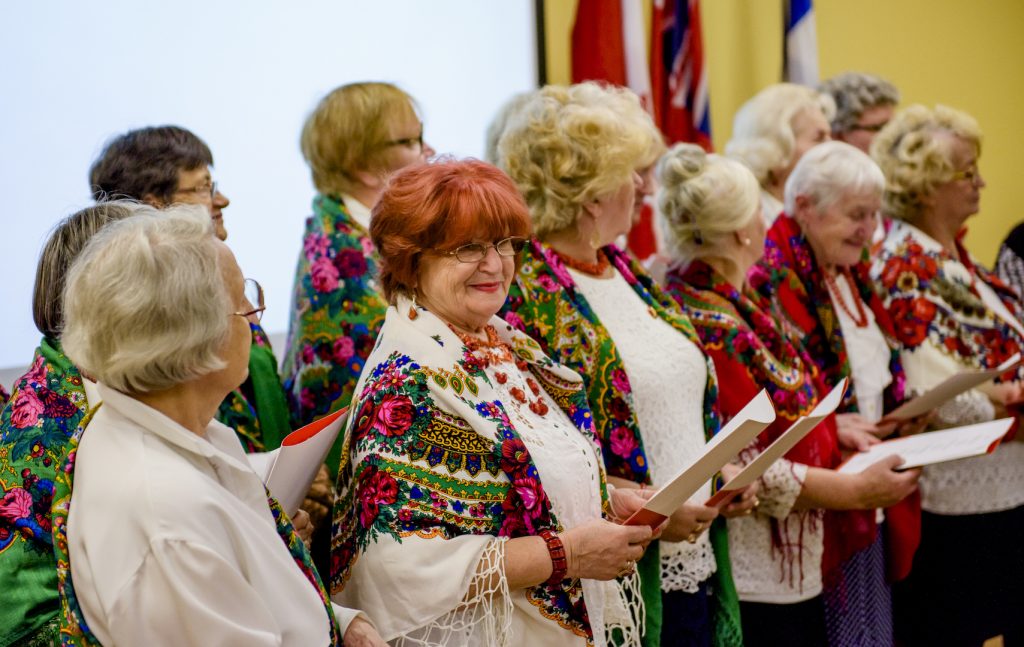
[571,0,652,108]
[784,0,819,85]
[650,0,712,151]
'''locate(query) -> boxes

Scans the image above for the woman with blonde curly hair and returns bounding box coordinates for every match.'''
[725,83,834,226]
[870,105,1024,646]
[499,83,756,647]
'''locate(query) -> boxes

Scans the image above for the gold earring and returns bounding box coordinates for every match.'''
[743,237,752,246]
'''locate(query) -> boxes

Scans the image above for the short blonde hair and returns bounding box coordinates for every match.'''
[62,205,230,393]
[657,143,760,263]
[300,82,419,196]
[870,104,982,222]
[725,83,836,187]
[499,83,652,237]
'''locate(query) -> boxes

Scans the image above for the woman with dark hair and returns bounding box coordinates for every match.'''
[331,158,654,645]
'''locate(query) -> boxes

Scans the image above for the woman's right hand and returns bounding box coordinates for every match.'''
[562,519,651,581]
[659,502,719,543]
[853,455,921,508]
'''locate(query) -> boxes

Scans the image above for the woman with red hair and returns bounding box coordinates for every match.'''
[330,158,656,646]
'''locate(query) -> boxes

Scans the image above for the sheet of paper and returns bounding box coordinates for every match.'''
[706,378,848,508]
[246,449,280,481]
[882,353,1021,422]
[265,407,348,516]
[837,418,1013,474]
[623,389,776,528]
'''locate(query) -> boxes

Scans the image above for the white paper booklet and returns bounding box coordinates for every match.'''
[837,417,1014,474]
[706,378,848,507]
[262,407,348,516]
[623,389,776,528]
[882,353,1021,422]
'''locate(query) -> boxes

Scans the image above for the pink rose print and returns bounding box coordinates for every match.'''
[23,356,46,386]
[358,467,399,528]
[334,249,368,279]
[537,274,560,293]
[609,426,637,458]
[303,232,331,260]
[610,368,631,394]
[310,256,340,293]
[332,337,355,363]
[360,237,375,257]
[10,390,44,429]
[372,394,415,436]
[513,477,541,511]
[0,488,32,523]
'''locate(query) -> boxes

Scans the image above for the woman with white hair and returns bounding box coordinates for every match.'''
[725,83,834,226]
[53,206,382,646]
[870,105,1024,646]
[759,141,930,646]
[656,143,920,647]
[500,82,755,647]
[819,72,900,153]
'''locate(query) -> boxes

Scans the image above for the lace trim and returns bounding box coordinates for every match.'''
[603,571,644,647]
[395,539,513,646]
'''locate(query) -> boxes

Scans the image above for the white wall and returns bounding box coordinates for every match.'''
[0,0,536,380]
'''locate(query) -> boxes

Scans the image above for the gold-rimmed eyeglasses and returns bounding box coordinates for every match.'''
[233,278,265,322]
[438,237,527,263]
[950,165,982,185]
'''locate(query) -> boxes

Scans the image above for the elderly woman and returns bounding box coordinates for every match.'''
[330,159,653,646]
[819,72,900,154]
[656,143,920,647]
[498,83,750,647]
[725,83,834,226]
[759,141,928,646]
[53,206,380,645]
[90,126,291,455]
[0,203,136,645]
[870,105,1024,646]
[282,81,435,436]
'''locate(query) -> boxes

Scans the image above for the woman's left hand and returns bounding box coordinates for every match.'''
[836,413,883,452]
[343,616,388,647]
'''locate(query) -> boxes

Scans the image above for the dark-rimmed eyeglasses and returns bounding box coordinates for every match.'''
[233,278,265,322]
[438,237,527,263]
[849,121,888,133]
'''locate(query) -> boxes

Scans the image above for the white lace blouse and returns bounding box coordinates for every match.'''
[570,268,716,594]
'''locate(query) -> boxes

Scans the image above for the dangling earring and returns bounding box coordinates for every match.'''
[408,292,419,320]
[743,237,752,246]
[589,229,602,250]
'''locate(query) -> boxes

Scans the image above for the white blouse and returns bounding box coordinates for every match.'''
[570,267,716,594]
[68,384,360,646]
[830,272,893,423]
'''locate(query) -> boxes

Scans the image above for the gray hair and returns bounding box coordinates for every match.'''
[819,72,900,135]
[725,83,836,188]
[784,140,885,214]
[657,143,761,264]
[62,205,229,393]
[485,91,536,166]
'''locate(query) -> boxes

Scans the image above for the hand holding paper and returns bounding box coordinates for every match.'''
[622,390,776,529]
[882,353,1022,422]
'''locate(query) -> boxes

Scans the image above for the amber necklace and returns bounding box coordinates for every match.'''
[450,325,550,417]
[554,248,611,277]
[824,268,869,328]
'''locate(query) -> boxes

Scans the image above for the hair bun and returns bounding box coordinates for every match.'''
[657,143,707,186]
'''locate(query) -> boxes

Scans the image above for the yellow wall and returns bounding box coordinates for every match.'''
[543,0,1024,265]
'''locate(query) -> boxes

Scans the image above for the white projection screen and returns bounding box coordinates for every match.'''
[0,1,537,379]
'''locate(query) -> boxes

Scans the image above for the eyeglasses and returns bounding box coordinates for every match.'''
[176,181,218,201]
[438,237,527,263]
[383,130,424,153]
[233,278,265,322]
[950,165,982,185]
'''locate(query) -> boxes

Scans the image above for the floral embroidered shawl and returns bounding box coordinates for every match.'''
[757,213,906,413]
[500,241,742,647]
[51,408,341,646]
[281,195,387,476]
[871,220,1024,376]
[500,240,719,485]
[0,339,88,645]
[664,261,839,468]
[0,384,8,410]
[331,298,607,644]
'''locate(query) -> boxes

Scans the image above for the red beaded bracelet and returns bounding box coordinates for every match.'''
[539,529,567,585]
